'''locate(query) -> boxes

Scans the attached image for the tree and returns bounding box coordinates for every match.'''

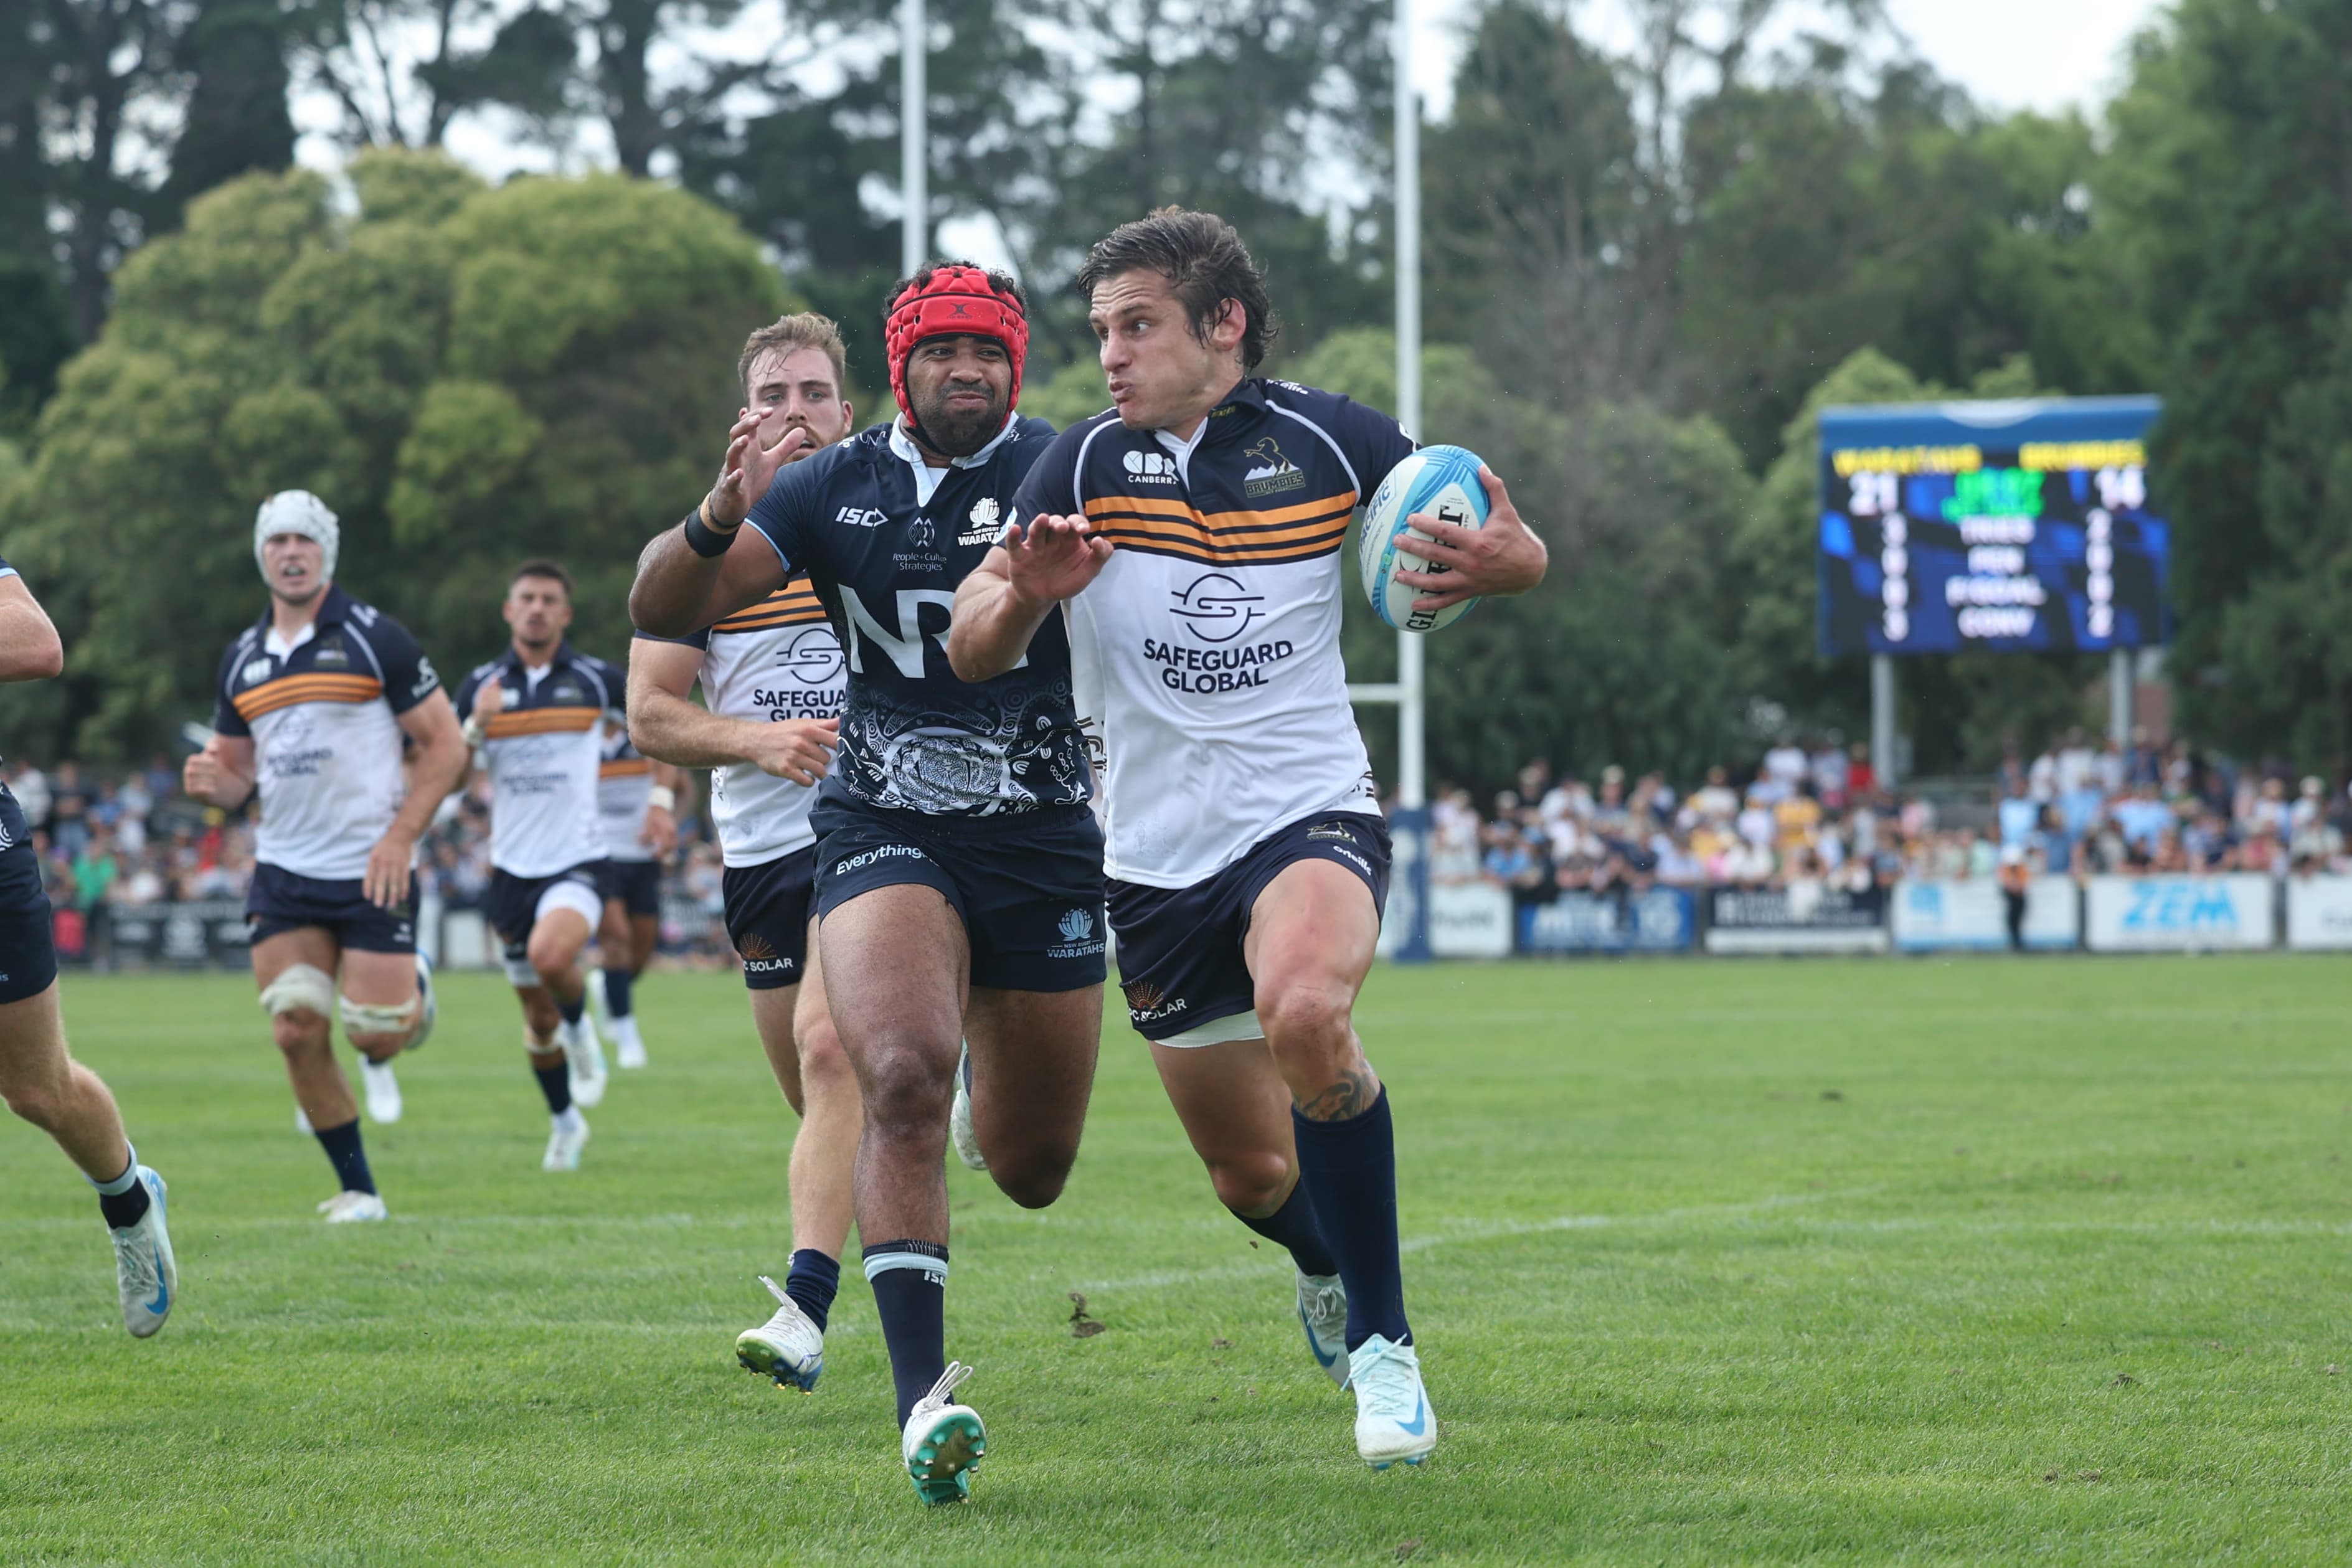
[0,151,789,759]
[1299,327,1755,793]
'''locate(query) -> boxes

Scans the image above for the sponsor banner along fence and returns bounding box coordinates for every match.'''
[1519,888,1698,953]
[2286,877,2352,951]
[2084,874,2275,952]
[1892,876,2080,951]
[1704,886,1890,954]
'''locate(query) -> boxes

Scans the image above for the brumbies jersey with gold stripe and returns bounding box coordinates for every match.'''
[744,415,1090,818]
[638,583,841,867]
[1011,378,1415,888]
[452,644,622,879]
[212,586,442,881]
[597,725,656,865]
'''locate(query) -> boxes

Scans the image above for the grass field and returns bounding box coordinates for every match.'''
[3,955,2351,1564]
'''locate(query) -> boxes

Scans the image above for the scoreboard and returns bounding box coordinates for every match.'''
[1816,396,2168,658]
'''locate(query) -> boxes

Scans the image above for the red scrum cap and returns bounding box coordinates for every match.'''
[885,263,1029,422]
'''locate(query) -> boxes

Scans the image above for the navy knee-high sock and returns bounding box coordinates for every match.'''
[313,1118,377,1196]
[603,966,635,1021]
[1291,1089,1409,1350]
[1230,1181,1339,1278]
[556,991,585,1027]
[864,1240,948,1425]
[531,1056,572,1115]
[786,1247,841,1332]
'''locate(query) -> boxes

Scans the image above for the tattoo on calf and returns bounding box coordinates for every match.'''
[1295,1064,1379,1123]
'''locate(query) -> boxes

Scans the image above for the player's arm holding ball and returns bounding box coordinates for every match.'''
[1389,463,1548,612]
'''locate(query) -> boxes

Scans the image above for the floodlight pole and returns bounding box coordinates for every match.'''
[900,0,927,276]
[1392,0,1426,811]
[2109,649,2132,747]
[1872,654,1897,790]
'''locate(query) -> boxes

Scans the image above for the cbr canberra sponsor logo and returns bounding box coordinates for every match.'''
[1140,636,1296,693]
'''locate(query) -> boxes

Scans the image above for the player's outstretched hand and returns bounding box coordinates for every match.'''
[364,828,415,910]
[1006,513,1113,607]
[1392,465,1549,610]
[747,716,839,787]
[707,410,815,529]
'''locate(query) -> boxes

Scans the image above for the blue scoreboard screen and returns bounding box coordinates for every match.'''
[1816,397,2169,658]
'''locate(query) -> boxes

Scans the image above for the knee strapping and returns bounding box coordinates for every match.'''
[339,994,419,1037]
[259,964,336,1020]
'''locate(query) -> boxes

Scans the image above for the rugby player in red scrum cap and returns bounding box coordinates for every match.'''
[631,264,1103,1506]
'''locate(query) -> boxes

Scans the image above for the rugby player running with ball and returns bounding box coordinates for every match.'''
[0,560,179,1331]
[629,312,858,1392]
[950,209,1548,1469]
[187,491,469,1222]
[632,268,1103,1506]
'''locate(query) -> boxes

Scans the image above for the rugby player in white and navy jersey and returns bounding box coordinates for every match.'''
[952,209,1548,1470]
[0,559,179,1333]
[633,268,1105,1506]
[452,561,625,1171]
[186,491,470,1224]
[589,723,684,1069]
[630,311,857,1394]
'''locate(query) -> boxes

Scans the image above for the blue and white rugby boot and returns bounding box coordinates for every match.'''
[949,1043,986,1173]
[110,1166,177,1338]
[735,1274,824,1391]
[1349,1334,1435,1468]
[1296,1270,1349,1387]
[901,1362,986,1505]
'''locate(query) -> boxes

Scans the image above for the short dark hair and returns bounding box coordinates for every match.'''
[509,559,573,597]
[1076,208,1277,371]
[884,262,1027,319]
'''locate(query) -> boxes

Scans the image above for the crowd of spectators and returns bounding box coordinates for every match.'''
[1427,727,2352,905]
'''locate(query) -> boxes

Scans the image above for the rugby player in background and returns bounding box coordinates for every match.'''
[951,209,1547,1469]
[0,560,179,1330]
[186,491,469,1222]
[453,563,624,1172]
[588,721,684,1070]
[632,268,1103,1506]
[630,312,857,1392]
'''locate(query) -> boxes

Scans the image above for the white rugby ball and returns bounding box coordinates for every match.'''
[1358,444,1490,632]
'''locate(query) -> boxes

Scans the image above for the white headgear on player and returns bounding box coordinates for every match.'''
[253,490,339,585]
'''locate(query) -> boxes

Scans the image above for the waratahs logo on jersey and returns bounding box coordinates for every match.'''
[1047,905,1105,960]
[958,495,1004,547]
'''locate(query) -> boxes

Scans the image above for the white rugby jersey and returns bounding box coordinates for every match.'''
[213,586,442,882]
[597,724,656,865]
[1011,379,1414,887]
[452,644,622,879]
[640,582,841,868]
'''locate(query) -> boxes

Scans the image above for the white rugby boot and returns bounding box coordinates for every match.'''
[610,1014,648,1071]
[949,1043,986,1172]
[1296,1270,1350,1388]
[562,1013,608,1108]
[359,1057,404,1125]
[109,1166,177,1338]
[318,1189,389,1224]
[542,1110,590,1171]
[735,1273,825,1391]
[407,950,437,1051]
[1349,1334,1436,1469]
[900,1362,986,1506]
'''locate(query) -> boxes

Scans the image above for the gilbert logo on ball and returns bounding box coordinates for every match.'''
[1358,445,1491,632]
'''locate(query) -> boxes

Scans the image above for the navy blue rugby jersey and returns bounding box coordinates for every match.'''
[743,415,1092,818]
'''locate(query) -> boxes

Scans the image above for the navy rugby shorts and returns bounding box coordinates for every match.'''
[0,786,57,1003]
[247,862,417,955]
[486,864,606,981]
[1107,811,1391,1044]
[810,798,1107,993]
[597,857,663,918]
[722,846,816,991]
